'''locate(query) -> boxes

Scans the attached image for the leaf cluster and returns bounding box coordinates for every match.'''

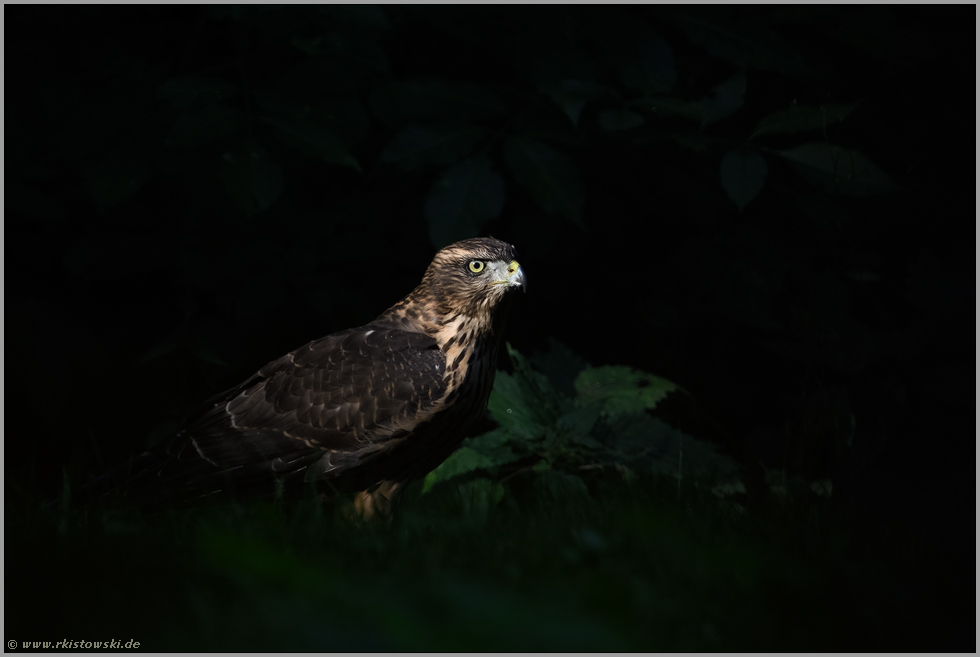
[425,343,741,495]
[8,7,902,247]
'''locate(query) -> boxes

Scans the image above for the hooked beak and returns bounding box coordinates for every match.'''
[505,260,527,291]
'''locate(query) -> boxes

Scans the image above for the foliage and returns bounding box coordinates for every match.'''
[8,7,901,250]
[7,467,965,652]
[425,343,740,494]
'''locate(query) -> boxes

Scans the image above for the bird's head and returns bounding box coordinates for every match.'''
[382,237,525,339]
[422,237,526,314]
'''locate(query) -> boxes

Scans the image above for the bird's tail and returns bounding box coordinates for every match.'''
[56,449,316,511]
[52,452,179,511]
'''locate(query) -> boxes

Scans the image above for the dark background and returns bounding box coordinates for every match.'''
[5,5,975,651]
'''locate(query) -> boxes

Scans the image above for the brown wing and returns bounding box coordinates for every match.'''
[136,324,447,504]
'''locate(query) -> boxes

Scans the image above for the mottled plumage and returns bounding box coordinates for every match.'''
[91,238,525,514]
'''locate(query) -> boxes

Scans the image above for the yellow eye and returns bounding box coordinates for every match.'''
[468,260,485,273]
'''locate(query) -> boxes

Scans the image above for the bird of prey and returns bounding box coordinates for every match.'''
[88,237,526,516]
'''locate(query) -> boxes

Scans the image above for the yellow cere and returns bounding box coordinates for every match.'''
[491,260,522,285]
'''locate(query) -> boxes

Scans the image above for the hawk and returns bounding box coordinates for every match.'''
[89,237,525,516]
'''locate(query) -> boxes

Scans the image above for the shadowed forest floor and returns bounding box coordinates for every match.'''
[6,473,970,652]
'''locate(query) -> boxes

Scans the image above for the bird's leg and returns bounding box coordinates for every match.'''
[352,480,404,521]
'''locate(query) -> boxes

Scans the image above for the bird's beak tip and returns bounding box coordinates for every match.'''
[508,261,527,291]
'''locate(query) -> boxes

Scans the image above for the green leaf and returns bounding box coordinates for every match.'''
[293,31,389,73]
[720,150,768,211]
[454,478,506,516]
[671,11,810,75]
[156,76,237,109]
[279,55,364,98]
[166,106,243,148]
[636,97,704,122]
[556,405,601,440]
[424,155,505,249]
[220,146,284,215]
[534,471,590,502]
[264,117,361,170]
[751,102,861,139]
[699,72,746,126]
[381,123,487,170]
[369,79,508,129]
[252,88,312,120]
[597,109,645,131]
[530,49,599,87]
[600,413,676,463]
[776,143,900,195]
[423,447,497,492]
[488,343,565,437]
[487,372,548,442]
[253,94,370,147]
[529,339,589,398]
[464,429,524,467]
[575,366,681,417]
[530,50,609,125]
[502,137,584,226]
[539,79,614,126]
[511,108,586,149]
[603,414,741,485]
[423,429,525,492]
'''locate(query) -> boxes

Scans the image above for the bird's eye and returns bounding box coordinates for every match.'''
[467,260,485,274]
